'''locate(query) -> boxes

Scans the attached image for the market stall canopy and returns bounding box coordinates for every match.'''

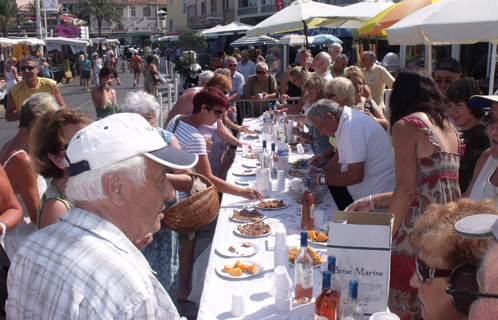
[45,37,91,46]
[0,37,45,47]
[306,0,396,30]
[157,10,167,14]
[278,34,312,46]
[160,35,179,41]
[230,35,279,47]
[245,0,340,37]
[202,21,254,35]
[359,0,438,36]
[92,38,119,45]
[386,0,498,45]
[311,34,343,45]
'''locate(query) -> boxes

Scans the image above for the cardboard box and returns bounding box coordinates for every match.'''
[327,211,393,315]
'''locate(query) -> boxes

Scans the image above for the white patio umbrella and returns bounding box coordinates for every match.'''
[386,0,498,94]
[202,21,253,35]
[230,35,279,47]
[245,0,340,37]
[278,34,310,46]
[305,0,395,30]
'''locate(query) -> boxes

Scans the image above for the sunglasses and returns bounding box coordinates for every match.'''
[482,112,498,126]
[416,258,452,284]
[20,65,37,71]
[291,76,301,84]
[445,260,498,316]
[228,64,237,67]
[206,105,224,118]
[326,92,337,99]
[256,70,267,74]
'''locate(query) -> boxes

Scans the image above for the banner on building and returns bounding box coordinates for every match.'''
[43,0,59,11]
[275,0,285,11]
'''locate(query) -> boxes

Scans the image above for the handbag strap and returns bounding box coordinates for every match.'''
[172,114,186,134]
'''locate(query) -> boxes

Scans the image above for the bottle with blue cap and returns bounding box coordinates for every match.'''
[340,280,364,320]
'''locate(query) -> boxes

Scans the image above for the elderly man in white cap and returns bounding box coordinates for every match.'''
[452,214,498,320]
[7,113,198,319]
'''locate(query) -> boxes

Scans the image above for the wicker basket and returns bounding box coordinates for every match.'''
[162,173,219,233]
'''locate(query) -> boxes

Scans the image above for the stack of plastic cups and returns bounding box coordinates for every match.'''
[274,265,293,312]
[277,170,286,192]
[274,224,289,273]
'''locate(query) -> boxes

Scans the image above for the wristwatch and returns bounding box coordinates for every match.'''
[319,174,326,185]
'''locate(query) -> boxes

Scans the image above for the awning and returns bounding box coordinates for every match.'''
[45,37,91,46]
[61,15,70,22]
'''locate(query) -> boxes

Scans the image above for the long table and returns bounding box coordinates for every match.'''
[196,117,339,319]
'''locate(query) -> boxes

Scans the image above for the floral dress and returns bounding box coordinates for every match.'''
[388,115,464,320]
[141,128,180,297]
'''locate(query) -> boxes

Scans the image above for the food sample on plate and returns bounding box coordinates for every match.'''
[257,199,286,209]
[290,145,309,152]
[244,169,253,173]
[232,208,264,222]
[290,159,309,166]
[237,221,271,236]
[307,230,328,242]
[289,247,323,265]
[242,242,251,247]
[246,134,258,138]
[246,129,261,134]
[289,169,306,177]
[224,260,259,277]
[245,153,260,158]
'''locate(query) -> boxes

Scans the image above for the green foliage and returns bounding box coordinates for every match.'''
[143,39,151,47]
[79,0,121,37]
[177,29,208,52]
[152,40,163,49]
[0,0,22,37]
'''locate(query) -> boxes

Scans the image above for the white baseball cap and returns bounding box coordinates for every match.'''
[455,214,498,240]
[65,113,198,176]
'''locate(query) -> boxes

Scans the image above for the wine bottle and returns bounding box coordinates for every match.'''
[340,280,364,320]
[301,176,315,230]
[315,271,338,320]
[294,231,313,304]
[328,256,342,320]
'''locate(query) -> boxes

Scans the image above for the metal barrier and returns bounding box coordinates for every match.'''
[234,97,300,118]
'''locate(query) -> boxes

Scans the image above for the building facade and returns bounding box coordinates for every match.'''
[166,0,235,33]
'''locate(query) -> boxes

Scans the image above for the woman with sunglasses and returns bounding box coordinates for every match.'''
[410,198,498,320]
[29,109,93,229]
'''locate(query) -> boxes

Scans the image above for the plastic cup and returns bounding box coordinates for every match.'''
[258,93,264,98]
[277,170,286,192]
[370,312,401,320]
[296,143,305,155]
[274,265,292,290]
[230,291,246,317]
[314,209,324,227]
[264,272,277,296]
[242,144,249,153]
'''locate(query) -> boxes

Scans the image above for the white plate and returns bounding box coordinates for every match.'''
[243,133,259,139]
[234,224,273,238]
[216,242,259,257]
[229,212,267,223]
[288,169,307,177]
[215,259,264,279]
[242,162,259,169]
[242,153,261,159]
[254,199,289,210]
[235,179,250,186]
[289,250,327,268]
[233,169,256,176]
[308,238,328,246]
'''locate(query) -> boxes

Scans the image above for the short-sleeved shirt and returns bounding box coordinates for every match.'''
[228,71,245,107]
[362,64,395,109]
[9,78,57,111]
[7,207,183,320]
[165,115,207,156]
[81,59,91,71]
[335,106,396,200]
[243,74,278,117]
[237,60,256,82]
[152,54,160,67]
[312,70,333,82]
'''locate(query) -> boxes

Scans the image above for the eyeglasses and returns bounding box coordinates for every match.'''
[482,112,498,126]
[20,65,36,71]
[291,76,301,84]
[326,92,337,99]
[228,64,237,67]
[416,258,452,284]
[256,70,267,74]
[206,105,224,118]
[445,260,498,316]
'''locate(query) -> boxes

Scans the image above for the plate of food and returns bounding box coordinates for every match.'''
[243,133,259,139]
[242,153,261,159]
[242,161,259,169]
[289,169,307,177]
[288,247,326,268]
[255,199,288,210]
[230,208,266,223]
[289,145,310,153]
[215,259,264,279]
[232,169,256,176]
[289,158,310,166]
[216,242,258,257]
[306,230,328,246]
[234,221,273,237]
[246,129,261,134]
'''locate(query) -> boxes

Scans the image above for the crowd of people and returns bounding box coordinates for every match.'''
[0,41,498,320]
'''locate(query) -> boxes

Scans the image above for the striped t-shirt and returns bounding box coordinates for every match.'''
[166,114,207,156]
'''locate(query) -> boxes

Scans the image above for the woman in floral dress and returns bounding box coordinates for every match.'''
[346,67,464,320]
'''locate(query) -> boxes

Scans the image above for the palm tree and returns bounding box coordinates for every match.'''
[0,0,21,37]
[79,0,121,37]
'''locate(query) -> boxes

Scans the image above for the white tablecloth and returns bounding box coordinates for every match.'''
[196,118,338,319]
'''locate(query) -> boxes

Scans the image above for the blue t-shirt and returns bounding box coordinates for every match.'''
[81,60,91,71]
